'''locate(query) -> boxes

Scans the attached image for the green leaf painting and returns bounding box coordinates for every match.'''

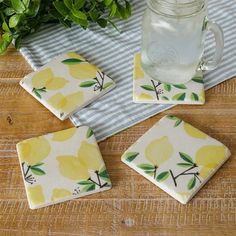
[177,163,194,168]
[32,87,47,99]
[191,93,199,101]
[141,85,155,91]
[61,58,84,65]
[164,84,171,92]
[173,84,187,89]
[103,82,114,90]
[179,152,194,165]
[82,183,96,192]
[166,116,183,127]
[192,76,204,84]
[161,96,169,101]
[78,180,94,185]
[156,171,170,182]
[30,167,46,175]
[79,81,97,87]
[124,152,139,162]
[137,163,155,171]
[187,176,197,190]
[98,168,110,181]
[172,93,186,101]
[31,162,44,168]
[86,127,94,138]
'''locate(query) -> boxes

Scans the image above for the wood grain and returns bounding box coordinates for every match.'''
[0,48,235,236]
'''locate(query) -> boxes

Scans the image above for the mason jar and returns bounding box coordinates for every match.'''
[141,0,224,84]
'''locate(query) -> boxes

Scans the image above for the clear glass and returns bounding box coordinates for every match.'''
[141,0,224,84]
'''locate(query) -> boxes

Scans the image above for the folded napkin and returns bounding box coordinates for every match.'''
[19,0,236,141]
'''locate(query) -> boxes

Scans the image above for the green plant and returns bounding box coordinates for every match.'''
[0,0,132,54]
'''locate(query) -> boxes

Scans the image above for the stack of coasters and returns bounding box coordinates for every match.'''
[121,115,231,204]
[20,52,116,120]
[16,126,111,209]
[133,53,205,104]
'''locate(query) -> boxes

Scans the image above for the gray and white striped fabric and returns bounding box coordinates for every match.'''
[20,0,236,141]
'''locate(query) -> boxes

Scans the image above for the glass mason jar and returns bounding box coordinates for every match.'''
[141,0,224,84]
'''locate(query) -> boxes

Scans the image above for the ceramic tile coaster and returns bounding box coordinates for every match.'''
[20,52,116,120]
[16,126,112,209]
[133,53,205,104]
[121,115,230,204]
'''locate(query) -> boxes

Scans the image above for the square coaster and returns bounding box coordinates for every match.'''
[20,52,116,120]
[133,53,205,104]
[16,126,112,209]
[121,115,230,204]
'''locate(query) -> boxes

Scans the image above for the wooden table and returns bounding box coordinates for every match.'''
[0,47,235,236]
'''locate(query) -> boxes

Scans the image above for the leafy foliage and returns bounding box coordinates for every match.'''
[0,0,132,54]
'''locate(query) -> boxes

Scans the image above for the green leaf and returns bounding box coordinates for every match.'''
[0,39,12,55]
[187,176,196,190]
[172,93,186,101]
[109,2,117,17]
[89,11,98,22]
[61,58,84,64]
[9,14,21,28]
[26,0,40,16]
[82,184,96,192]
[2,21,11,33]
[164,84,171,92]
[173,84,187,89]
[97,18,107,28]
[86,127,94,138]
[117,3,127,19]
[31,162,44,168]
[71,9,87,20]
[191,92,199,101]
[125,1,132,18]
[161,96,169,101]
[144,170,154,176]
[174,119,182,127]
[4,7,15,16]
[99,169,110,181]
[124,152,139,162]
[141,85,155,91]
[137,163,155,171]
[177,163,194,168]
[33,90,41,99]
[64,0,72,9]
[30,167,46,175]
[104,0,113,6]
[53,1,70,17]
[79,81,97,88]
[156,171,170,182]
[192,76,204,84]
[15,35,22,49]
[74,0,86,10]
[11,0,25,13]
[78,180,93,185]
[2,32,12,42]
[103,82,114,90]
[179,152,194,164]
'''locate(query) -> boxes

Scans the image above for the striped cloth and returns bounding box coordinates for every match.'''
[20,0,236,141]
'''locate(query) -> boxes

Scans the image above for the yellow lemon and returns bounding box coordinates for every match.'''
[27,185,45,207]
[31,68,68,90]
[47,92,84,113]
[137,93,153,101]
[57,155,89,180]
[67,52,85,60]
[51,188,71,201]
[17,137,51,166]
[52,127,77,142]
[196,145,227,169]
[69,63,98,80]
[77,141,104,171]
[145,136,173,166]
[134,54,144,80]
[199,91,205,102]
[184,123,207,139]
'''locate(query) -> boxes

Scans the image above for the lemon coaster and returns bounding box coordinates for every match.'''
[16,126,112,209]
[121,115,230,204]
[20,52,116,120]
[133,53,205,104]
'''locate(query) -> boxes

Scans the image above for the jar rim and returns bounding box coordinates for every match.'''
[147,0,205,18]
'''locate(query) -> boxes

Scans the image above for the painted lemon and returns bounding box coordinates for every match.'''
[17,137,51,165]
[57,155,89,180]
[199,166,211,178]
[196,145,227,169]
[199,91,205,102]
[47,92,84,113]
[77,141,104,171]
[27,185,45,207]
[52,127,77,142]
[51,188,71,201]
[145,136,173,166]
[32,68,68,90]
[67,52,85,60]
[134,54,144,80]
[69,63,98,80]
[137,93,153,101]
[184,123,207,139]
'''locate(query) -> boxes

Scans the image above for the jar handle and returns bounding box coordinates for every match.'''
[201,20,224,71]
